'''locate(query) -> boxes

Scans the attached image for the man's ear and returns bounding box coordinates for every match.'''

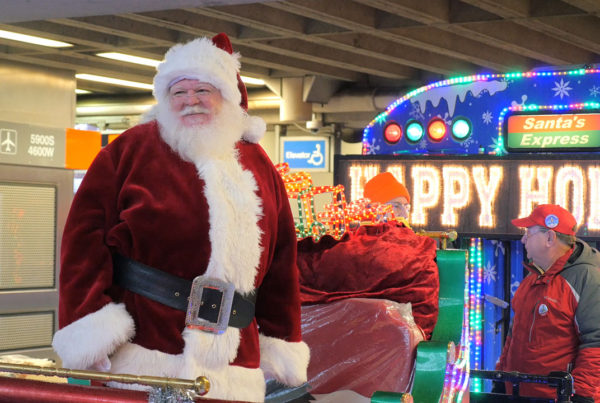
[546,229,557,245]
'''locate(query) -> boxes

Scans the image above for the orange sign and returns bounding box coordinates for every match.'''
[65,128,101,170]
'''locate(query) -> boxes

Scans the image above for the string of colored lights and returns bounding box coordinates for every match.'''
[495,101,600,155]
[363,67,600,154]
[275,162,400,240]
[468,237,484,393]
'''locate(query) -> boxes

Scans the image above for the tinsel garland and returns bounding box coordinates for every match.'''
[148,387,195,403]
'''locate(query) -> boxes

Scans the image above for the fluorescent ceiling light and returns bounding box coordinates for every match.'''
[0,29,72,47]
[95,51,265,86]
[96,52,160,67]
[76,104,153,115]
[241,76,265,85]
[75,89,91,94]
[76,73,153,90]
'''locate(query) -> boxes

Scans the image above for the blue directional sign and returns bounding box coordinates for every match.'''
[281,137,328,171]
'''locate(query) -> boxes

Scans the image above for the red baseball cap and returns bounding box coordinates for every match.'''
[511,204,577,236]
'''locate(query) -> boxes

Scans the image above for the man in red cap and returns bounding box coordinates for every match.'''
[363,171,411,219]
[496,204,600,402]
[52,33,309,401]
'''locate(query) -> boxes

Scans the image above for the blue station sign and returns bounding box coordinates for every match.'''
[281,137,328,171]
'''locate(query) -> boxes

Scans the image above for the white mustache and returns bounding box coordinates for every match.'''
[180,106,210,116]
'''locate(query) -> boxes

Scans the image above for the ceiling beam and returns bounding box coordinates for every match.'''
[249,38,412,79]
[187,5,417,79]
[234,43,363,81]
[447,20,594,65]
[512,14,600,55]
[48,16,179,46]
[265,0,506,74]
[44,11,363,81]
[353,0,450,25]
[191,3,469,77]
[547,0,600,13]
[459,0,531,18]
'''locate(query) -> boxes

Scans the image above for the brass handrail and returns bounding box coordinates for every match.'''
[417,229,458,250]
[0,362,209,397]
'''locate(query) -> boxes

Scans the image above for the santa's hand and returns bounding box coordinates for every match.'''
[88,356,111,372]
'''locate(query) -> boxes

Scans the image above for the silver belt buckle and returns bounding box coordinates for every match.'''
[185,276,235,334]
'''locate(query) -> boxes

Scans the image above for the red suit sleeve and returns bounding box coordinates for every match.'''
[53,147,135,370]
[59,148,121,326]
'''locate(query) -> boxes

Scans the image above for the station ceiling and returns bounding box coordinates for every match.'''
[1,0,600,129]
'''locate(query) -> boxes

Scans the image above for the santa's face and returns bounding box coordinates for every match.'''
[168,79,223,127]
[157,81,245,162]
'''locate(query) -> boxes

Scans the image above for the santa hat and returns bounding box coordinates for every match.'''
[152,33,265,142]
[364,172,410,203]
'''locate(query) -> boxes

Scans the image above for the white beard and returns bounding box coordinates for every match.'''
[156,99,246,162]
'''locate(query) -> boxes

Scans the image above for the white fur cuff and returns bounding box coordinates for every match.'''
[259,335,310,386]
[52,303,135,369]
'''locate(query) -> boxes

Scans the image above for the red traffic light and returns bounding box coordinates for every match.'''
[384,122,402,144]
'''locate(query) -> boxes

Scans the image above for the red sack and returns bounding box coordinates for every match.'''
[297,222,439,338]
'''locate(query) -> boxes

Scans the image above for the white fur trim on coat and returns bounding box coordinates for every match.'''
[259,334,310,386]
[195,156,263,293]
[153,37,241,106]
[52,303,134,370]
[143,153,263,375]
[242,114,266,143]
[181,327,240,369]
[108,340,266,402]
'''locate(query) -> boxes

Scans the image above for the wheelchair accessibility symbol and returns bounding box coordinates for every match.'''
[307,144,323,167]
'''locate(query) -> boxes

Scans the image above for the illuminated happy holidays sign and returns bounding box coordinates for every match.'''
[336,155,600,238]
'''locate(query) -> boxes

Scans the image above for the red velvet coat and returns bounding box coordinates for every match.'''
[52,121,309,402]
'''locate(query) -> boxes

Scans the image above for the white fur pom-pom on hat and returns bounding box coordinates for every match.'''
[153,35,242,107]
[242,115,266,143]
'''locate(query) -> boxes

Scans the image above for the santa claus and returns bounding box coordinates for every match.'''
[52,33,309,402]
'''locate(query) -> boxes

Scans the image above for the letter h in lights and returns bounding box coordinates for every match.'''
[519,166,552,218]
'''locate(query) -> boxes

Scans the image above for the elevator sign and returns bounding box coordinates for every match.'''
[506,113,600,151]
[281,137,329,171]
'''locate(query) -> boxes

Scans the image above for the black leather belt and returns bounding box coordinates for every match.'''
[112,254,255,330]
